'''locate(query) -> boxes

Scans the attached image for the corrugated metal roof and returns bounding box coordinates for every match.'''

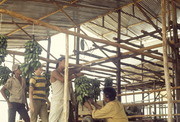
[0,0,133,49]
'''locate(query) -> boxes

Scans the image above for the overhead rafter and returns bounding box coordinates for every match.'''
[89,21,131,37]
[133,0,162,36]
[6,0,79,36]
[121,10,149,24]
[0,10,165,60]
[14,0,113,10]
[0,0,7,5]
[81,43,162,66]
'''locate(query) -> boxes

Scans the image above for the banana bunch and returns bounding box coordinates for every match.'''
[21,40,42,78]
[74,76,92,104]
[24,41,42,62]
[20,61,41,78]
[91,78,101,101]
[74,76,101,104]
[0,35,8,65]
[104,77,113,87]
[0,66,11,86]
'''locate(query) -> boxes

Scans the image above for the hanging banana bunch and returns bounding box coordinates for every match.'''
[0,35,7,65]
[20,40,42,78]
[74,76,101,104]
[104,78,113,87]
[0,66,11,86]
[91,78,101,101]
[74,76,92,104]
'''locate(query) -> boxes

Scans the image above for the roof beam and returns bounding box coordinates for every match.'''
[121,10,149,24]
[141,30,162,40]
[14,0,112,10]
[0,0,7,5]
[6,0,79,36]
[89,22,130,37]
[133,0,162,36]
[82,43,163,66]
[0,9,164,61]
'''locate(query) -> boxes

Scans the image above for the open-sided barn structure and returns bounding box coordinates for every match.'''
[0,0,180,121]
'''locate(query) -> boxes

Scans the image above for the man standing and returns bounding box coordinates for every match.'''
[1,64,30,122]
[29,64,50,122]
[49,57,83,122]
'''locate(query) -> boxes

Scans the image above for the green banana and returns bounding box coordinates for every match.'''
[21,40,42,79]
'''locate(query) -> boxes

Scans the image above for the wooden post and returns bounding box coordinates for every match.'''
[76,26,80,64]
[141,42,145,115]
[161,0,173,121]
[171,0,180,121]
[154,82,157,120]
[117,9,121,101]
[13,54,15,64]
[75,26,80,122]
[46,36,51,73]
[63,34,69,122]
[148,93,151,115]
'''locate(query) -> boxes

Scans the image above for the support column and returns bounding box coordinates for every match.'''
[13,54,15,64]
[116,10,121,101]
[154,82,157,120]
[161,0,173,121]
[76,26,80,64]
[141,43,145,115]
[171,0,180,121]
[46,36,51,73]
[75,26,80,122]
[63,34,69,122]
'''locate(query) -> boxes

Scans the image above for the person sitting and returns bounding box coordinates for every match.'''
[84,87,128,122]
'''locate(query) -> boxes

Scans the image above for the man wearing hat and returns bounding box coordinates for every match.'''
[49,57,83,122]
[0,64,30,122]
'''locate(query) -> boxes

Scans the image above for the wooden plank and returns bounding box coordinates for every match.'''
[81,43,163,66]
[118,86,180,96]
[141,30,162,40]
[123,100,180,107]
[128,113,180,118]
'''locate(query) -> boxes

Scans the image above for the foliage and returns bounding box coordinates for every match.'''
[0,35,7,65]
[0,66,11,86]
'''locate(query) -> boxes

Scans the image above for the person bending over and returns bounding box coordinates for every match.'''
[84,87,128,122]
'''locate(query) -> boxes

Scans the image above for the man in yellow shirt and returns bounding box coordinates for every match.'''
[84,87,128,122]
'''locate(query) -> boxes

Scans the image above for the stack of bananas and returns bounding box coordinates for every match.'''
[20,40,42,78]
[74,76,101,104]
[74,76,92,104]
[0,66,11,86]
[104,78,113,87]
[0,35,7,65]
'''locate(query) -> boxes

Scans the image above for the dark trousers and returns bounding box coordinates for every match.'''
[8,102,30,122]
